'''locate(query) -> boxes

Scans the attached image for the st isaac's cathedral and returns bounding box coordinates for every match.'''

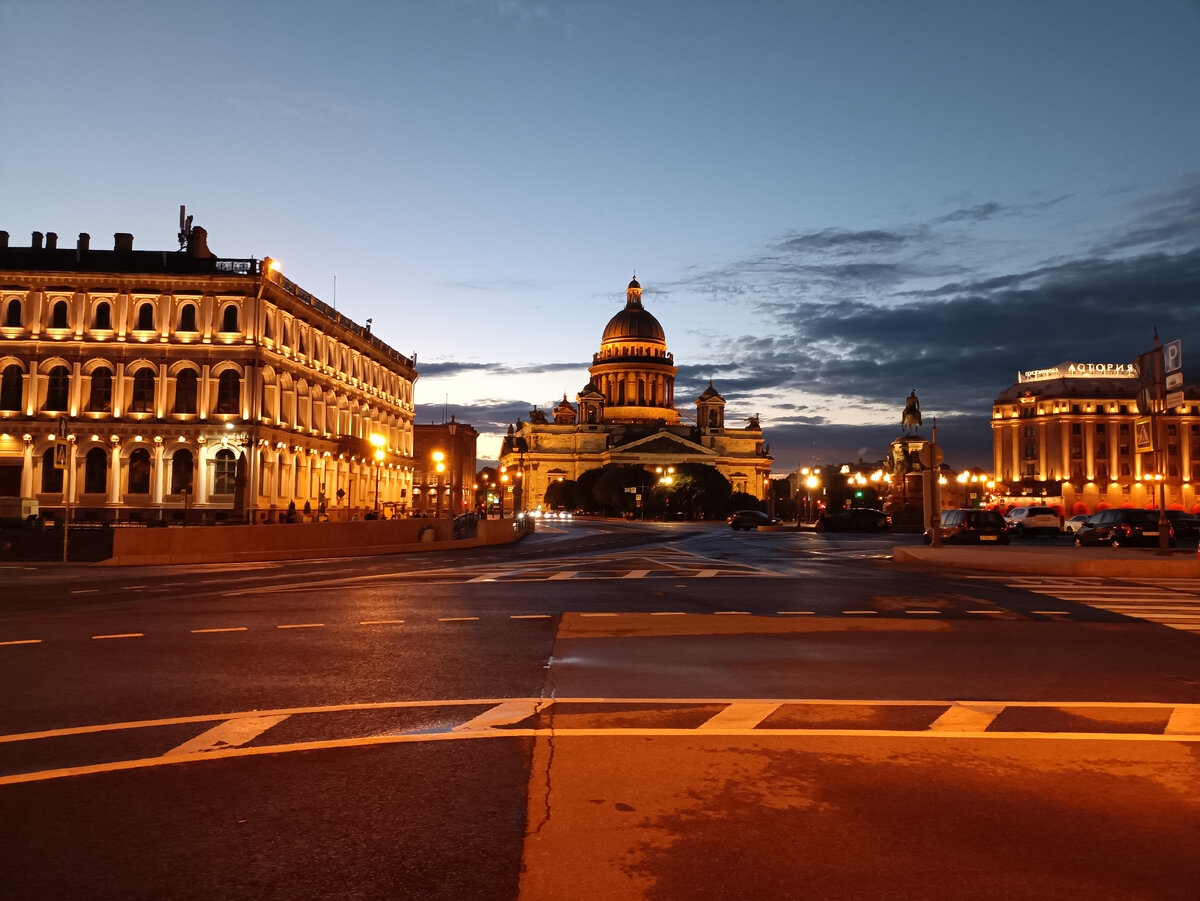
[497,277,772,508]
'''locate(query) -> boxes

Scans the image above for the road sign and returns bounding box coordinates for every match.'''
[1166,391,1185,409]
[54,440,68,470]
[57,416,69,440]
[918,445,943,468]
[1163,339,1182,373]
[1134,417,1154,453]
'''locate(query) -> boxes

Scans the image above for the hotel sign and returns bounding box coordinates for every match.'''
[1018,362,1135,383]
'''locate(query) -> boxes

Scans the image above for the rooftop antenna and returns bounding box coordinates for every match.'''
[177,205,193,250]
[333,275,337,310]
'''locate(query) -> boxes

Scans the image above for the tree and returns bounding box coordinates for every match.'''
[670,462,732,519]
[542,479,578,511]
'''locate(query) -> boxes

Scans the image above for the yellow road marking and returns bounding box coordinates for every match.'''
[165,715,290,756]
[91,633,143,640]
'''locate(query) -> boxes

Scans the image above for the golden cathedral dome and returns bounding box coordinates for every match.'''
[601,274,666,344]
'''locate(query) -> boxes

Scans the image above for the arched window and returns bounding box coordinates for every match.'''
[213,449,236,495]
[129,367,156,413]
[263,315,273,341]
[220,305,239,333]
[50,301,69,329]
[88,368,113,412]
[41,448,63,493]
[92,302,112,330]
[170,450,194,495]
[3,299,21,328]
[0,365,22,411]
[173,369,197,414]
[178,303,197,332]
[282,324,291,349]
[708,409,718,427]
[215,370,240,414]
[135,303,155,331]
[84,447,107,494]
[128,448,151,494]
[44,366,70,411]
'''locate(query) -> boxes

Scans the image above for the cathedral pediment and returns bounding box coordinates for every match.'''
[611,431,715,457]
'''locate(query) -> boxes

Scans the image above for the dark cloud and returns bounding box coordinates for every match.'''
[417,359,581,378]
[932,202,1006,224]
[776,227,918,254]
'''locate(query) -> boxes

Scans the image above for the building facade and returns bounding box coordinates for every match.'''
[412,419,478,518]
[497,277,772,509]
[991,361,1200,514]
[0,226,418,524]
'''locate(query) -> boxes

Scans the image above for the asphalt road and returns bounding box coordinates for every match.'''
[3,520,1199,900]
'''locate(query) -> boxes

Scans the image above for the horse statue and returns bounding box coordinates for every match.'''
[901,390,921,435]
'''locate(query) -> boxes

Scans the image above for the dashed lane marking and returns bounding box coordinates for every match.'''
[4,697,1199,787]
[511,614,553,620]
[190,627,248,634]
[359,619,405,625]
[437,617,479,622]
[0,639,41,646]
[91,633,143,640]
[276,623,324,629]
[70,589,99,595]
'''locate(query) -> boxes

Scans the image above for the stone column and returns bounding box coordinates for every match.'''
[21,437,34,500]
[107,440,122,506]
[151,440,164,504]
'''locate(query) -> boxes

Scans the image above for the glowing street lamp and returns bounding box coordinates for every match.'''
[433,450,446,517]
[370,433,386,515]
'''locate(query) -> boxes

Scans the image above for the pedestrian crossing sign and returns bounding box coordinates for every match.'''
[54,440,68,470]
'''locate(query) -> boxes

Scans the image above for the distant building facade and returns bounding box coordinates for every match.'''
[412,419,478,517]
[991,361,1200,514]
[497,277,772,509]
[0,226,418,523]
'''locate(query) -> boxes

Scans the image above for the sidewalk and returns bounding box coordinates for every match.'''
[893,543,1200,577]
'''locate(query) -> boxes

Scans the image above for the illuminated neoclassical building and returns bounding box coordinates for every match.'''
[992,361,1200,513]
[0,225,418,523]
[497,276,772,507]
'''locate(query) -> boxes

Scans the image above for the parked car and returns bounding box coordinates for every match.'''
[727,509,778,531]
[1074,509,1175,548]
[1164,510,1200,539]
[925,508,1010,545]
[1063,514,1091,535]
[1004,505,1061,537]
[815,508,892,533]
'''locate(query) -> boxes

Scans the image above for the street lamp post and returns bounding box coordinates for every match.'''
[433,450,446,518]
[369,433,385,516]
[447,416,458,517]
[499,466,507,518]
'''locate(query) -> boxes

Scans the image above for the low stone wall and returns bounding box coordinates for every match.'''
[104,518,523,566]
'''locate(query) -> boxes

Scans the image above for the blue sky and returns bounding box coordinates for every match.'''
[4,0,1199,471]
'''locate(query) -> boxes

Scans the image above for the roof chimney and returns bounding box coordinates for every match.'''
[187,225,210,258]
[46,232,58,251]
[32,231,43,250]
[77,233,90,251]
[114,233,133,253]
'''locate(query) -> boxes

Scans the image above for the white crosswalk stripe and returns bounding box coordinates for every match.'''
[987,576,1200,632]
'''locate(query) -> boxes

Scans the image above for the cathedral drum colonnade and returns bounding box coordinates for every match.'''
[0,226,418,524]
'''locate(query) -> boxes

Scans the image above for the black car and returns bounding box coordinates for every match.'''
[925,508,1009,545]
[1074,509,1175,548]
[727,509,778,530]
[1164,510,1200,538]
[815,507,892,533]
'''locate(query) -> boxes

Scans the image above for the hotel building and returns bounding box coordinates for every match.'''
[991,361,1200,514]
